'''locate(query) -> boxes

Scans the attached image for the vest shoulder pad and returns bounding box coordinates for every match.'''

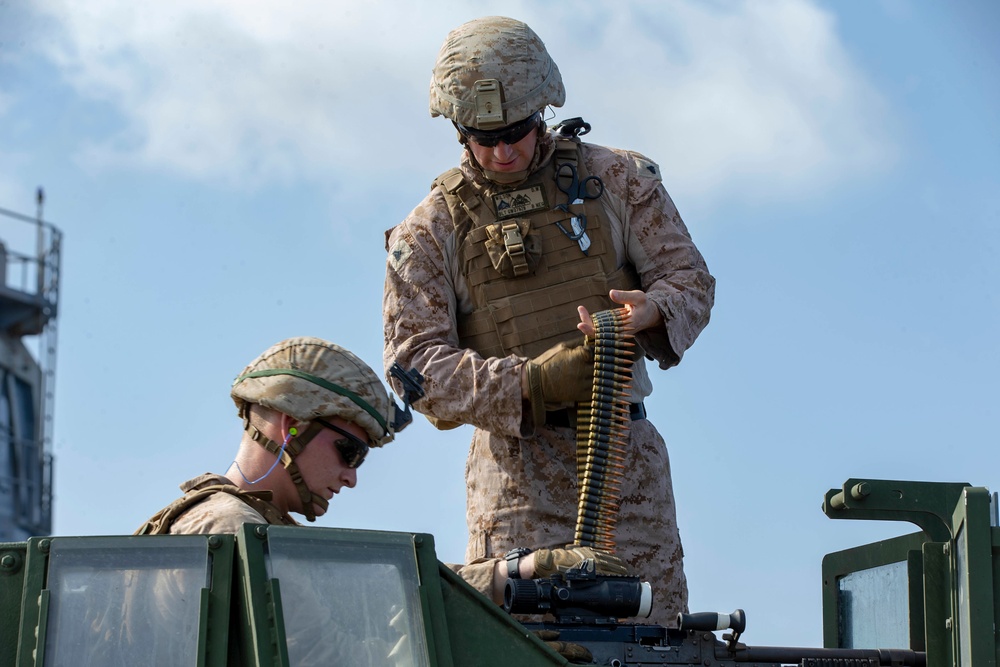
[431,167,465,193]
[133,484,271,535]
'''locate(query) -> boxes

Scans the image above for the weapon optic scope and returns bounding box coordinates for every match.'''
[503,564,652,622]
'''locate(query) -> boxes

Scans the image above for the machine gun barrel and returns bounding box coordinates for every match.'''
[727,644,926,666]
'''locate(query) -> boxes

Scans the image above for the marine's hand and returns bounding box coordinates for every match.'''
[532,630,594,664]
[526,340,594,406]
[532,546,631,578]
[576,289,663,337]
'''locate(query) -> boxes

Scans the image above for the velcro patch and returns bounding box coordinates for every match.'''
[634,156,662,181]
[493,186,548,220]
[388,237,412,272]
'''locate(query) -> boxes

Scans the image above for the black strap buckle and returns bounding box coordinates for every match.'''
[552,117,592,139]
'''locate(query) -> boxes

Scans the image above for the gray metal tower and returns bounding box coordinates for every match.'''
[0,189,61,541]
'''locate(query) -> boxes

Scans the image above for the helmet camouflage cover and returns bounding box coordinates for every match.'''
[231,337,395,446]
[429,16,565,130]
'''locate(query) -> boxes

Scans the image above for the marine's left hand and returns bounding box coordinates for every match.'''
[577,289,663,337]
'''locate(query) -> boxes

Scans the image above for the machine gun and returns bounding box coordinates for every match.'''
[505,565,924,666]
[520,607,926,666]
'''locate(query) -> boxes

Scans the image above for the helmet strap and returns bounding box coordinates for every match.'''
[244,419,328,522]
[482,166,531,185]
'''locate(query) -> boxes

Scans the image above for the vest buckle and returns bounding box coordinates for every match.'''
[501,221,529,276]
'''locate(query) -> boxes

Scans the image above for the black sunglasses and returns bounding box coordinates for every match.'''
[315,418,370,469]
[456,112,540,148]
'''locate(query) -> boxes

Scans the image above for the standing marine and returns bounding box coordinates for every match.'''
[382,16,715,626]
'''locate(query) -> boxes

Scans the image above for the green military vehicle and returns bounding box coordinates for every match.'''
[1,476,996,666]
[1,198,996,666]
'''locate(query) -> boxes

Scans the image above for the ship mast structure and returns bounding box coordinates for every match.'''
[0,189,61,540]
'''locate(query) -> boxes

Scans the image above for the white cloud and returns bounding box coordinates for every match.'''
[550,1,895,202]
[29,0,895,207]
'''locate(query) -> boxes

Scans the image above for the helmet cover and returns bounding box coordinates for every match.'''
[231,337,394,446]
[429,16,565,129]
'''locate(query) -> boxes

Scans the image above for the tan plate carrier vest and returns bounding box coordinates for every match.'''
[134,483,296,535]
[434,139,640,360]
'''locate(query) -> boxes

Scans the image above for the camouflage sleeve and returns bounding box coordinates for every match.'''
[443,559,498,600]
[588,144,716,369]
[383,190,530,437]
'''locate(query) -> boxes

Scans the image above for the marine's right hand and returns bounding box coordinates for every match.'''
[526,340,594,406]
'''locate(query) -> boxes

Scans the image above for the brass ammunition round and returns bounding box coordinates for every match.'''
[590,381,631,395]
[583,453,627,468]
[583,413,630,427]
[584,416,617,429]
[592,374,633,387]
[582,471,625,485]
[580,450,613,465]
[593,370,632,383]
[581,423,625,438]
[582,517,615,529]
[581,458,627,472]
[593,341,632,351]
[582,461,627,474]
[593,361,633,373]
[589,388,628,402]
[591,478,623,491]
[578,486,615,501]
[578,501,621,516]
[585,402,631,415]
[576,509,619,524]
[582,420,628,433]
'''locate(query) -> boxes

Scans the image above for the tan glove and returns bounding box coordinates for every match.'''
[532,546,631,578]
[525,340,594,426]
[423,414,462,430]
[532,630,593,664]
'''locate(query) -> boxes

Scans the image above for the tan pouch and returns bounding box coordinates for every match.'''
[484,218,542,278]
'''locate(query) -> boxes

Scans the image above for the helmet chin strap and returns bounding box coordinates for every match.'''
[243,415,328,522]
[482,166,531,185]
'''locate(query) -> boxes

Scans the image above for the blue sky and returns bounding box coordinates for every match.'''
[1,0,997,648]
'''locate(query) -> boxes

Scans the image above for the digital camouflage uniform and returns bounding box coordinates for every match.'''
[383,130,715,626]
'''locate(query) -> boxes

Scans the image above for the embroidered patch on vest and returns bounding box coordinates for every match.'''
[634,156,662,181]
[388,237,412,271]
[493,186,548,220]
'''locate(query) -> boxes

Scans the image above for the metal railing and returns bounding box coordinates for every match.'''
[0,192,61,537]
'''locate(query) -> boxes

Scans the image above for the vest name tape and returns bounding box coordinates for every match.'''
[493,186,548,221]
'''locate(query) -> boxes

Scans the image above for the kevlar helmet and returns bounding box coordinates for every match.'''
[429,16,565,130]
[231,337,399,447]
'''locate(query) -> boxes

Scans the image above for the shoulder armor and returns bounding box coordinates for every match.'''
[133,484,278,535]
[431,168,465,193]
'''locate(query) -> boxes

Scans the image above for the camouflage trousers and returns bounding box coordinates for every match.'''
[464,418,687,627]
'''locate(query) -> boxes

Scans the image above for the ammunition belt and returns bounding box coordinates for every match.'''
[544,402,646,428]
[573,308,635,552]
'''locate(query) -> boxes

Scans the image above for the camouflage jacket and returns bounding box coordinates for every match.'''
[383,132,715,434]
